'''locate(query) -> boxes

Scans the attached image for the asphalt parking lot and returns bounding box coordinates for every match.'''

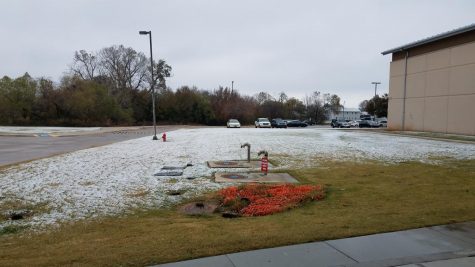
[0,126,181,167]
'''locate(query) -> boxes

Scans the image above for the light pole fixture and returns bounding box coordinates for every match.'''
[139,30,158,140]
[372,82,381,97]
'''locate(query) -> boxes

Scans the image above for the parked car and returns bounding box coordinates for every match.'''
[331,119,339,128]
[358,120,370,128]
[271,118,287,128]
[226,119,241,128]
[360,114,372,120]
[286,120,308,127]
[359,119,381,128]
[371,120,381,128]
[377,119,388,127]
[255,118,271,128]
[349,120,359,127]
[339,121,351,128]
[331,119,349,128]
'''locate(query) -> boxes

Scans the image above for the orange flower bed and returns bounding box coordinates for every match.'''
[218,184,325,216]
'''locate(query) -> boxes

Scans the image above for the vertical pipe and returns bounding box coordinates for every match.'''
[402,51,409,131]
[247,146,250,163]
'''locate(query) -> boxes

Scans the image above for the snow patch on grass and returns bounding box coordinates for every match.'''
[0,128,473,229]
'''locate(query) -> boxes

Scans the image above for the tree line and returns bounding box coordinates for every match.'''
[359,94,388,118]
[1,44,349,126]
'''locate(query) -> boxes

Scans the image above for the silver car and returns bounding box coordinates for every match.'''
[227,119,241,128]
[255,118,271,128]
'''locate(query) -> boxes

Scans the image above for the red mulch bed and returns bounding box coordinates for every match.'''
[218,184,325,216]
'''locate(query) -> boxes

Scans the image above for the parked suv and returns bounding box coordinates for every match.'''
[271,118,287,128]
[255,118,271,128]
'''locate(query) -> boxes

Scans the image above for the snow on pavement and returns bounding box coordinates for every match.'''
[0,128,474,229]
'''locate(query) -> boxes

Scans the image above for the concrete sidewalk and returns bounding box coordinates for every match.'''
[155,222,475,267]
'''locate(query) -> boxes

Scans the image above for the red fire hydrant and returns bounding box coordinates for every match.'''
[162,132,167,142]
[261,155,268,176]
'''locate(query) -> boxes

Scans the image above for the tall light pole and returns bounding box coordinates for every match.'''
[342,101,345,120]
[231,81,234,93]
[139,30,158,140]
[372,82,381,97]
[371,82,381,119]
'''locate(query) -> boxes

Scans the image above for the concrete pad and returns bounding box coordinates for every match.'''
[327,228,474,263]
[161,166,185,170]
[397,256,475,267]
[154,171,183,176]
[156,255,234,267]
[226,242,356,267]
[207,160,264,168]
[431,221,475,246]
[214,172,299,183]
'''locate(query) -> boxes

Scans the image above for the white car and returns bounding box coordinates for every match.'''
[349,120,359,127]
[255,118,271,128]
[227,119,241,128]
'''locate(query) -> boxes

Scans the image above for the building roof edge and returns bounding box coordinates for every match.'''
[381,23,475,55]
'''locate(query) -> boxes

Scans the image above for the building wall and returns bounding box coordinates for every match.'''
[328,109,361,121]
[388,40,475,135]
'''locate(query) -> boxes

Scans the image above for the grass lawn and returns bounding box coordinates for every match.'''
[1,159,474,266]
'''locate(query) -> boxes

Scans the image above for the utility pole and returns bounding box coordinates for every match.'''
[372,82,381,97]
[371,82,381,119]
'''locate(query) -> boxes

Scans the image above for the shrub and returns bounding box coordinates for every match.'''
[218,184,325,216]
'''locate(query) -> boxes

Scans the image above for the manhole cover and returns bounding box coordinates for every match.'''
[215,161,239,166]
[222,174,248,179]
[3,210,32,220]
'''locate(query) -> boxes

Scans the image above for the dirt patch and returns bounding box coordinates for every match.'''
[180,202,218,215]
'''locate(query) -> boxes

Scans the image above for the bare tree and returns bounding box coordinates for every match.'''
[328,94,341,115]
[254,91,274,104]
[146,59,172,92]
[278,92,288,103]
[99,45,148,92]
[71,50,100,80]
[304,91,327,124]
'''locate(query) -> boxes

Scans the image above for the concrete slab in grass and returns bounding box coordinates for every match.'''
[226,242,357,267]
[156,255,234,267]
[154,171,183,176]
[327,228,475,263]
[214,172,299,183]
[207,160,265,168]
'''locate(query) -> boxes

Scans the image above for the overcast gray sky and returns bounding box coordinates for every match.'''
[1,0,474,107]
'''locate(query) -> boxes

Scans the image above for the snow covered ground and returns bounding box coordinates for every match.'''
[1,128,474,229]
